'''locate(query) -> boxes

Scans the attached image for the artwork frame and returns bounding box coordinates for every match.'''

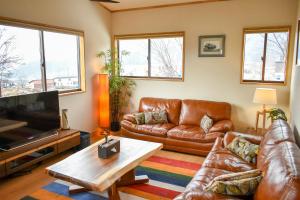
[296,20,300,65]
[199,35,226,57]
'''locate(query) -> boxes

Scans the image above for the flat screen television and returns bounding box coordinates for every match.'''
[0,91,60,151]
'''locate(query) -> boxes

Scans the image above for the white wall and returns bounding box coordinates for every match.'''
[290,0,300,145]
[0,0,112,132]
[112,0,297,131]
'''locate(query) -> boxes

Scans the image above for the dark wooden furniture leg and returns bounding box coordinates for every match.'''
[108,182,120,200]
[117,169,149,187]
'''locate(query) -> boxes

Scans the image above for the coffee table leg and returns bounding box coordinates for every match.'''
[117,169,149,187]
[108,182,120,200]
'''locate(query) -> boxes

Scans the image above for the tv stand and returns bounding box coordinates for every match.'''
[0,129,80,178]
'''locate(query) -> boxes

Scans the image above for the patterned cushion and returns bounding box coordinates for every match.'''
[226,137,259,164]
[204,169,262,196]
[144,110,168,124]
[133,112,145,125]
[200,115,213,133]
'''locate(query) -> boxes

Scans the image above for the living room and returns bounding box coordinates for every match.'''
[0,0,299,199]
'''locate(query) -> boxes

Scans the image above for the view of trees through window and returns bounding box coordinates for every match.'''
[242,28,289,83]
[0,24,81,97]
[118,34,184,79]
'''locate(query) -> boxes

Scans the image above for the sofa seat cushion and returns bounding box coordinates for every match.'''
[175,167,242,200]
[167,125,224,143]
[202,149,255,173]
[121,120,176,137]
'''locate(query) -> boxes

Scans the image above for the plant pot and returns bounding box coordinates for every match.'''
[111,121,121,132]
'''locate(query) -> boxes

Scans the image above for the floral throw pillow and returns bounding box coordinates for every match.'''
[204,169,263,196]
[200,114,213,133]
[144,110,168,124]
[133,112,145,125]
[226,137,259,164]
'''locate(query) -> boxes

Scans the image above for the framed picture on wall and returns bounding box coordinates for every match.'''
[199,35,225,57]
[296,20,300,65]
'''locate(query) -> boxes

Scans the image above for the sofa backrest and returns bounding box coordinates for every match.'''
[254,120,300,200]
[179,99,231,126]
[139,97,182,125]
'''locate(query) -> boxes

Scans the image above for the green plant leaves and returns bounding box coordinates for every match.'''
[97,49,136,122]
[267,108,287,121]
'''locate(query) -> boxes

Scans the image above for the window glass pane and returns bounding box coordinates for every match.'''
[0,25,42,97]
[44,31,80,91]
[243,33,265,81]
[151,37,183,78]
[264,32,288,82]
[119,39,148,77]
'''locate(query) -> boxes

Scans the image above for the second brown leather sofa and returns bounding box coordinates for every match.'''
[121,97,233,156]
[175,120,300,200]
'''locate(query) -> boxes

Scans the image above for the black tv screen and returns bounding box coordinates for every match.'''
[0,91,60,151]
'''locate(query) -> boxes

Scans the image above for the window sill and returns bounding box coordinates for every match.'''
[59,90,85,97]
[122,76,184,82]
[240,80,286,86]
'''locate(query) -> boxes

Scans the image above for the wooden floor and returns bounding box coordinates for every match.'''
[0,151,71,200]
[0,133,104,200]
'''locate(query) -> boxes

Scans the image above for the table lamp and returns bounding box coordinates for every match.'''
[253,88,277,132]
[98,74,120,159]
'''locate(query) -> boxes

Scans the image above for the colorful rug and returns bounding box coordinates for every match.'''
[22,150,205,200]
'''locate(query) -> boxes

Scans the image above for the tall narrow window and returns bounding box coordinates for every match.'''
[241,27,290,84]
[116,32,184,80]
[44,31,80,92]
[0,17,85,97]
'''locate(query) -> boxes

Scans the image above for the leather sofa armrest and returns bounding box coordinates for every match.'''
[123,113,137,124]
[209,120,233,133]
[211,137,224,152]
[224,131,263,146]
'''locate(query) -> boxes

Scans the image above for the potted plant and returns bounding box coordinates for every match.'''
[97,50,136,131]
[267,108,287,122]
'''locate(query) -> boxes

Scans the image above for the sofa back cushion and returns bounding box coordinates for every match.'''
[179,99,231,126]
[254,141,300,200]
[260,120,295,146]
[139,97,181,125]
[258,120,295,169]
[255,120,300,200]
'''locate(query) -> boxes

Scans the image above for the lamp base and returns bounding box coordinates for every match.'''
[98,137,120,159]
[255,106,268,133]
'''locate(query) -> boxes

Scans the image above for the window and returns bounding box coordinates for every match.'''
[241,27,290,84]
[0,17,85,97]
[116,32,184,80]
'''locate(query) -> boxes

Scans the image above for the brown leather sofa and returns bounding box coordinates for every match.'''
[121,97,233,156]
[175,119,300,200]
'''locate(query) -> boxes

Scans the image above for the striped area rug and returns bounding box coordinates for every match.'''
[22,150,205,200]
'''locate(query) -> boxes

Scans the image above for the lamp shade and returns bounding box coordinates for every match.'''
[253,88,277,105]
[98,74,110,128]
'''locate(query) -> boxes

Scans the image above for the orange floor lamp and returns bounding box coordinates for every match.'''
[98,74,110,138]
[253,88,277,132]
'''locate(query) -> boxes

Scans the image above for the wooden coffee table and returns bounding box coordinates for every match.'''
[46,136,163,200]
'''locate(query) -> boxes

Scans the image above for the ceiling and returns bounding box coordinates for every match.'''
[99,0,227,12]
